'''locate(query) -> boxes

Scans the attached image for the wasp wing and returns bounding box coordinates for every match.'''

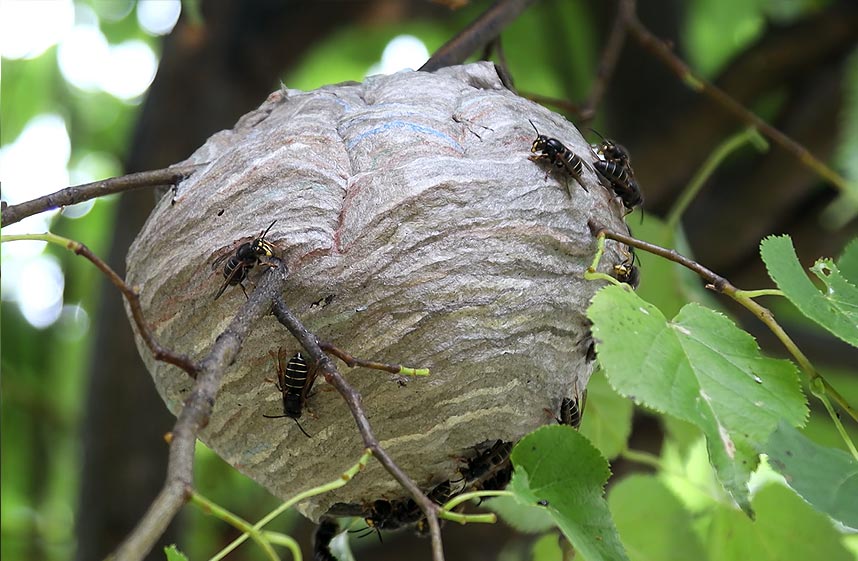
[213,260,246,300]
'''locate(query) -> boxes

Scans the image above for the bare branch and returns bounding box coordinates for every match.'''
[1,164,201,227]
[420,0,537,72]
[272,297,446,561]
[2,232,199,376]
[625,13,851,194]
[110,261,290,561]
[73,240,201,377]
[579,0,635,123]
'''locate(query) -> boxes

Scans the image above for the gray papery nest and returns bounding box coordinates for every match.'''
[126,62,630,521]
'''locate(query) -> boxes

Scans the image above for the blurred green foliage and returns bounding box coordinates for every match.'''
[2,1,856,561]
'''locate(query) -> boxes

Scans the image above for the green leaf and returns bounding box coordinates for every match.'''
[164,544,189,561]
[510,425,630,561]
[661,437,728,512]
[588,286,807,513]
[487,494,557,534]
[580,370,633,460]
[764,422,858,528]
[760,235,858,347]
[707,484,854,561]
[608,475,708,561]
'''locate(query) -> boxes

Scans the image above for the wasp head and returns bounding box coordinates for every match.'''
[601,140,629,164]
[251,238,275,257]
[528,119,550,153]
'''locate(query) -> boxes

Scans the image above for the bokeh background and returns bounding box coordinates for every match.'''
[2,1,857,560]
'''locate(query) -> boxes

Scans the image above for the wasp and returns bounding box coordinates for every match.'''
[558,391,587,430]
[528,120,590,194]
[612,246,640,288]
[313,518,340,561]
[590,131,643,212]
[263,347,314,438]
[351,498,423,541]
[462,440,513,493]
[212,220,277,300]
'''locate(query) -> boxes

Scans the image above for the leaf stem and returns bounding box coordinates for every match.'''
[260,532,302,561]
[809,379,858,461]
[584,230,622,286]
[438,511,497,525]
[190,492,280,561]
[440,490,514,512]
[734,289,785,299]
[210,449,372,561]
[665,127,768,231]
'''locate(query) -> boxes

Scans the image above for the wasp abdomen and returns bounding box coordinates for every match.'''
[559,396,583,429]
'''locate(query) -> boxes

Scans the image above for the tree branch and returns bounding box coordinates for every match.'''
[1,232,199,376]
[625,14,851,195]
[0,164,200,227]
[110,260,290,561]
[579,0,635,123]
[271,297,446,561]
[420,0,536,72]
[587,219,858,426]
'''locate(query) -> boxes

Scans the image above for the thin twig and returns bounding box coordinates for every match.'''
[420,0,537,72]
[319,340,430,376]
[625,15,852,195]
[579,0,635,122]
[0,164,201,227]
[1,233,199,376]
[271,297,446,561]
[112,261,290,561]
[587,220,858,427]
[519,91,584,119]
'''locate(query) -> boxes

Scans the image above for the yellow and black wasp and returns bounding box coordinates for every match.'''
[529,120,591,194]
[590,131,643,212]
[263,347,314,438]
[212,220,277,300]
[612,246,640,288]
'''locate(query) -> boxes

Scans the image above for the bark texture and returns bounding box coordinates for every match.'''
[125,62,629,520]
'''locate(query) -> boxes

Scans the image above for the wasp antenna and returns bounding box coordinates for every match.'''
[630,247,640,268]
[528,119,539,135]
[294,417,312,438]
[260,219,277,239]
[588,127,607,141]
[262,414,289,419]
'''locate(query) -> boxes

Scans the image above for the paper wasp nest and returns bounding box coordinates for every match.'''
[126,62,631,521]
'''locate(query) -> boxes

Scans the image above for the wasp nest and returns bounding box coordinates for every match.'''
[125,62,631,522]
